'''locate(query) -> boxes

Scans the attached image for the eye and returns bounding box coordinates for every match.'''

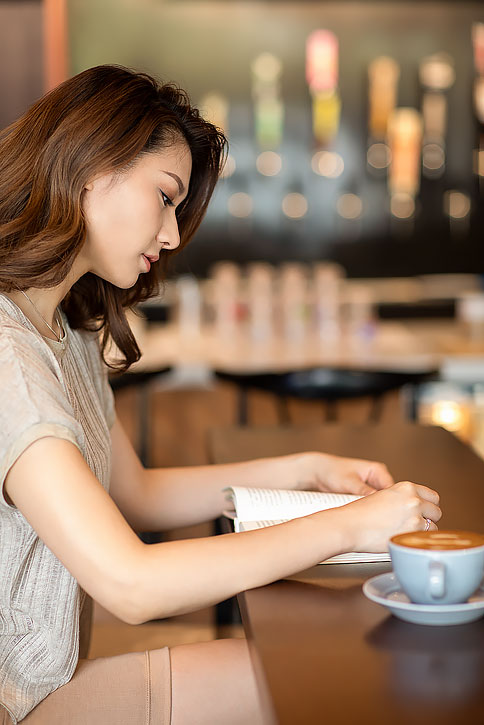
[159,189,174,208]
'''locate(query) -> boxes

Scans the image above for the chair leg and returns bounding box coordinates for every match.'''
[368,393,385,422]
[215,595,242,636]
[404,383,419,422]
[138,382,151,467]
[214,517,242,631]
[237,386,249,425]
[324,400,338,421]
[276,396,291,424]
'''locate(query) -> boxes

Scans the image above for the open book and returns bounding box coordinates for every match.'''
[224,486,391,565]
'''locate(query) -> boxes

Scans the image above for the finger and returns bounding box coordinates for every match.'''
[413,483,440,505]
[421,518,439,531]
[339,474,375,496]
[396,481,440,505]
[358,483,377,496]
[365,463,394,490]
[420,500,442,523]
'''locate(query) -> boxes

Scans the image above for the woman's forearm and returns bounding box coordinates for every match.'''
[111,417,332,532]
[126,508,349,623]
[125,478,441,624]
[9,429,439,630]
[137,453,321,531]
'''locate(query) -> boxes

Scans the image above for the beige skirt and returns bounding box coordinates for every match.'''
[2,648,171,725]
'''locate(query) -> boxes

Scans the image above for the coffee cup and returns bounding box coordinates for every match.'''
[389,530,484,605]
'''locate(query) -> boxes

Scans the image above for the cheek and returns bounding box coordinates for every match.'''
[84,182,161,255]
[109,187,161,239]
[85,194,132,248]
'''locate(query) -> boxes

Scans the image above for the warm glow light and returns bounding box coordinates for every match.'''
[220,154,236,179]
[368,56,400,139]
[419,53,455,91]
[368,56,400,86]
[311,91,341,145]
[311,150,344,178]
[430,401,465,432]
[282,193,308,219]
[256,151,282,176]
[444,191,471,220]
[472,22,484,76]
[387,108,423,196]
[336,193,363,220]
[228,192,253,218]
[306,30,340,143]
[367,143,391,170]
[390,192,415,219]
[306,30,338,93]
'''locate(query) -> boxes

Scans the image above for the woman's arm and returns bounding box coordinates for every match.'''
[5,436,441,625]
[109,417,394,532]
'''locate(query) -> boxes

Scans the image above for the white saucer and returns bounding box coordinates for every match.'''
[363,572,484,626]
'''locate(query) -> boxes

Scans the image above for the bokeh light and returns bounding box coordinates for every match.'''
[311,150,344,178]
[256,151,282,176]
[228,192,253,218]
[282,193,308,219]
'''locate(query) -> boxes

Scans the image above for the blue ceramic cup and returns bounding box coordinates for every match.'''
[389,530,484,605]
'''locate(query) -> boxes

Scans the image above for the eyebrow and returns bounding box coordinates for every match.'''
[162,171,185,196]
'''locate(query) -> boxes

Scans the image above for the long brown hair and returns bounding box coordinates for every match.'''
[0,65,227,371]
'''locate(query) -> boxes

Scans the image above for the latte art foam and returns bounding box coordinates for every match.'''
[392,530,484,550]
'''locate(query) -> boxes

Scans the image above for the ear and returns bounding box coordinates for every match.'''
[84,182,94,191]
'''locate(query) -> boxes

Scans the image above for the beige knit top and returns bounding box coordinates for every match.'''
[0,295,115,723]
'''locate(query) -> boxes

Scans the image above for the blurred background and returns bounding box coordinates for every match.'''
[1,1,483,276]
[1,0,484,650]
[73,1,484,276]
[2,0,484,497]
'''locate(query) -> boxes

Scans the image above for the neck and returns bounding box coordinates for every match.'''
[6,259,89,339]
[6,280,73,341]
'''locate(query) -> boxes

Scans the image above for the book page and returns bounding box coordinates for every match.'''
[236,518,390,564]
[225,486,361,522]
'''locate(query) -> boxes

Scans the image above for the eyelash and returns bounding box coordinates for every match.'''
[159,189,174,208]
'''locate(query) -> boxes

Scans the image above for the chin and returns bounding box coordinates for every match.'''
[95,262,142,289]
[101,273,140,290]
[120,278,139,289]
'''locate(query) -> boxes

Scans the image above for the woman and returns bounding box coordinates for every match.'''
[0,65,441,724]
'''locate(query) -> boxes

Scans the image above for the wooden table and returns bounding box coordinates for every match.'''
[209,423,484,725]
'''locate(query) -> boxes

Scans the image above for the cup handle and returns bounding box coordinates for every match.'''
[429,561,446,599]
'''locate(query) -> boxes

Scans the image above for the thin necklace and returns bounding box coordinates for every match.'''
[20,289,65,343]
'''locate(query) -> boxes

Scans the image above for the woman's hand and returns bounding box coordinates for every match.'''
[294,451,394,496]
[331,480,442,553]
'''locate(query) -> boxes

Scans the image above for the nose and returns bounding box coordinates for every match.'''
[156,211,181,251]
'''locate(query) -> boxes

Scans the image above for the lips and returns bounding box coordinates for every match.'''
[141,253,159,272]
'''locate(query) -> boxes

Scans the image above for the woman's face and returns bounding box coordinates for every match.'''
[79,140,192,289]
